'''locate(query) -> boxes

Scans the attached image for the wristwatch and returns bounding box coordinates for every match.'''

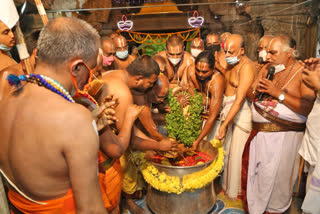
[278,92,285,103]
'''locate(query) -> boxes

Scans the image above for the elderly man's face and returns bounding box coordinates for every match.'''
[101,40,115,57]
[224,40,241,58]
[114,37,128,52]
[266,39,291,65]
[0,21,15,47]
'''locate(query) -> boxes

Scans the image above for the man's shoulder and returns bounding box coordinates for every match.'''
[183,52,194,63]
[0,54,17,71]
[53,102,93,125]
[157,51,166,57]
[240,57,256,73]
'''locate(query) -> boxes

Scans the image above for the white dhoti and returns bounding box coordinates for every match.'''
[220,95,252,198]
[247,102,306,214]
[299,97,320,214]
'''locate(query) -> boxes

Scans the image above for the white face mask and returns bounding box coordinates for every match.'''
[225,48,241,65]
[258,50,267,62]
[274,64,286,74]
[191,48,202,58]
[168,56,182,66]
[0,44,12,52]
[116,49,128,60]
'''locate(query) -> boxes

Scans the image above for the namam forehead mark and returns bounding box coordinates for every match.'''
[114,37,127,47]
[267,38,283,53]
[167,45,183,54]
[192,38,203,48]
[197,62,210,71]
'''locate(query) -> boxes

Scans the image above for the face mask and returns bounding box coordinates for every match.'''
[258,50,267,63]
[274,64,286,74]
[168,56,182,66]
[191,48,202,58]
[116,49,128,60]
[206,44,221,54]
[225,49,241,65]
[102,55,114,66]
[0,44,12,52]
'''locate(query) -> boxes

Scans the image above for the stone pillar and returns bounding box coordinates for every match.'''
[0,176,9,214]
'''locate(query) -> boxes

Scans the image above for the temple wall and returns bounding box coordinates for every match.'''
[13,0,318,60]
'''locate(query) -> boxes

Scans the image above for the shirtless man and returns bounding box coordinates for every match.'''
[157,35,194,86]
[100,36,116,72]
[113,35,136,69]
[206,32,228,74]
[152,55,167,74]
[215,34,255,199]
[98,56,176,214]
[0,17,109,214]
[0,31,39,101]
[134,74,170,141]
[190,37,204,59]
[0,20,16,71]
[243,35,315,214]
[185,51,225,149]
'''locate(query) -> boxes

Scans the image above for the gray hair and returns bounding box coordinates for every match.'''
[277,34,300,59]
[37,17,100,65]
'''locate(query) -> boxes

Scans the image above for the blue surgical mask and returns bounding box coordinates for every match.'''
[225,49,241,65]
[0,44,12,52]
[116,49,128,60]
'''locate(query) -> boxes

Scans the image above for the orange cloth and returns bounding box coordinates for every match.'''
[98,152,122,213]
[8,188,75,214]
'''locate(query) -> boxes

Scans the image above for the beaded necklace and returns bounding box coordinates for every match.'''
[8,74,99,106]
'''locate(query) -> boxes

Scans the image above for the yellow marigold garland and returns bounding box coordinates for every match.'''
[136,139,225,195]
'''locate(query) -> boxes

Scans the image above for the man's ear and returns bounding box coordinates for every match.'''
[70,59,83,76]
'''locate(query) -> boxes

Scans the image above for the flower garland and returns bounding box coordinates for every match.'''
[135,139,224,194]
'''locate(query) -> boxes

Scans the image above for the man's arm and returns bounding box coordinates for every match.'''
[134,93,164,141]
[246,65,268,102]
[217,62,255,139]
[63,106,107,214]
[193,74,224,148]
[258,71,316,116]
[137,106,165,141]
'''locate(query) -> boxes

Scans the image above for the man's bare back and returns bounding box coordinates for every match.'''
[0,85,99,201]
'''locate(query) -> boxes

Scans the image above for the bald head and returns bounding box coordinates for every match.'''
[153,55,167,73]
[224,34,245,63]
[220,32,231,42]
[191,37,204,49]
[113,35,128,49]
[151,74,169,104]
[225,34,244,51]
[108,32,118,40]
[257,35,273,63]
[258,35,273,50]
[166,35,184,48]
